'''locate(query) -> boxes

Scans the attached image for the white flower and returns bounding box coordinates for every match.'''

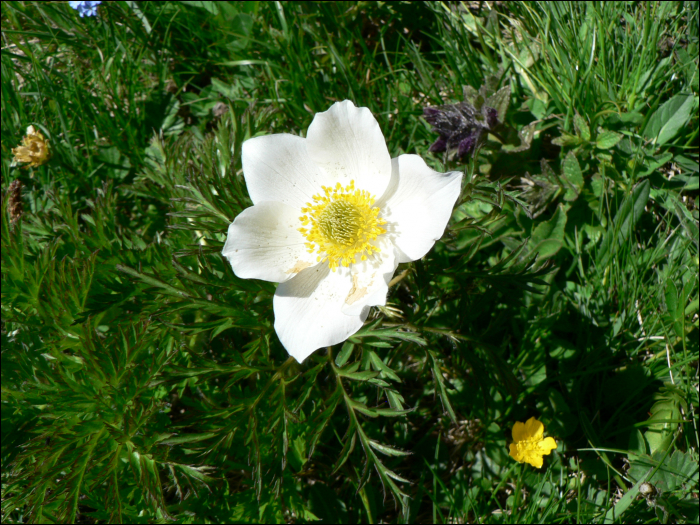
[222,101,462,363]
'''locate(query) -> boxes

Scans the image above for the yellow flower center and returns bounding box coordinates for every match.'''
[298,180,386,270]
[512,439,540,460]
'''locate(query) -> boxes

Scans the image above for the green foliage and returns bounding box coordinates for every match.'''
[2,1,698,524]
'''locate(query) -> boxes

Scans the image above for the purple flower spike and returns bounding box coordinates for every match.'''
[429,137,448,152]
[423,96,504,159]
[485,107,499,129]
[422,76,512,160]
[458,135,477,157]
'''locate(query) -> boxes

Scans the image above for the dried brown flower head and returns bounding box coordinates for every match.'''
[7,179,23,226]
[12,125,51,168]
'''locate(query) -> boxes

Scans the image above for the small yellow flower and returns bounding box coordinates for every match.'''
[509,417,557,468]
[12,125,51,168]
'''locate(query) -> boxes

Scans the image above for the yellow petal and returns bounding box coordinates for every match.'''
[523,417,544,440]
[509,443,523,462]
[538,436,557,454]
[512,420,529,442]
[525,453,544,468]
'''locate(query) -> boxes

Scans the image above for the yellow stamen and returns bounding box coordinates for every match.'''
[298,180,386,271]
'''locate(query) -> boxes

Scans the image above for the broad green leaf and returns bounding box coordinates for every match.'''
[644,391,681,455]
[596,130,622,149]
[573,113,590,142]
[643,94,696,145]
[627,429,647,456]
[628,450,699,492]
[660,450,699,491]
[561,151,583,201]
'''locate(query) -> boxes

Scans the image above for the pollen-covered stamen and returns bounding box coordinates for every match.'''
[318,201,363,245]
[298,180,386,271]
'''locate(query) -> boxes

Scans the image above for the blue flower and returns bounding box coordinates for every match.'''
[69,1,101,18]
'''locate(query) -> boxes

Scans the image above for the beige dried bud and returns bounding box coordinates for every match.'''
[12,125,51,168]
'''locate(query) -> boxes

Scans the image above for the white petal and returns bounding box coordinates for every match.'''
[306,100,392,198]
[274,265,367,362]
[242,134,328,208]
[378,155,462,263]
[222,202,318,283]
[341,240,398,316]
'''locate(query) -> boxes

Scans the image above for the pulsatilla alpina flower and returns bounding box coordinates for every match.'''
[223,100,462,363]
[509,417,558,468]
[12,125,50,169]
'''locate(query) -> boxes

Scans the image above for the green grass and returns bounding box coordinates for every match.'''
[2,1,698,523]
